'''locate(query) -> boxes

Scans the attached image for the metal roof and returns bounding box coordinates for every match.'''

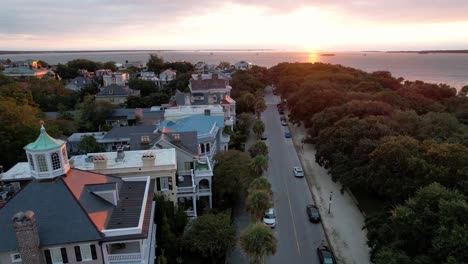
[24,125,65,152]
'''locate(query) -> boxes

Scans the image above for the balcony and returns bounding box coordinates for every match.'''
[194,157,213,178]
[106,241,142,263]
[224,116,234,127]
[220,133,230,143]
[177,170,196,194]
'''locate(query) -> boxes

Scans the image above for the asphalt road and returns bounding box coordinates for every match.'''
[263,87,326,264]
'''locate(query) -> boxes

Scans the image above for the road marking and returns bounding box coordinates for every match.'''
[282,171,302,256]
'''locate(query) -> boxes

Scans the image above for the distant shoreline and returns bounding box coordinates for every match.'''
[386,50,468,54]
[0,49,277,55]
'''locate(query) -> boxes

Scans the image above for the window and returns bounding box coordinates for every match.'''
[184,162,192,170]
[160,177,169,191]
[45,247,68,264]
[172,133,180,140]
[62,148,68,164]
[206,143,210,153]
[28,154,35,170]
[10,253,21,263]
[74,244,97,262]
[51,152,61,170]
[141,135,150,143]
[37,154,48,172]
[200,144,205,154]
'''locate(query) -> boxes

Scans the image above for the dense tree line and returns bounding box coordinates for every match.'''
[268,62,468,263]
[230,66,268,115]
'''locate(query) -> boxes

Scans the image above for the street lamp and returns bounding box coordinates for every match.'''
[328,191,333,214]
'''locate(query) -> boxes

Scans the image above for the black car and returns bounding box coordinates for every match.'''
[307,205,321,223]
[317,246,336,264]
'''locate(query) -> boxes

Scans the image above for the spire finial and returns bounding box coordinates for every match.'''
[40,120,45,131]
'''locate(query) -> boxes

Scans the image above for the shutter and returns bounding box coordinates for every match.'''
[168,176,173,190]
[156,177,161,191]
[61,248,68,263]
[44,249,52,264]
[74,246,82,262]
[90,245,97,260]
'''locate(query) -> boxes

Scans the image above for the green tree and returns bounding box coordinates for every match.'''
[239,223,277,264]
[458,85,468,97]
[246,190,271,220]
[213,150,255,198]
[248,141,268,158]
[254,98,267,118]
[147,54,165,73]
[248,178,271,193]
[237,92,257,114]
[0,72,15,86]
[77,135,103,154]
[236,113,254,135]
[78,96,116,131]
[0,97,41,168]
[250,155,268,176]
[252,119,265,140]
[128,79,158,97]
[184,213,236,263]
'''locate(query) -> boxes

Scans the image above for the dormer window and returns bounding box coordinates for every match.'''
[172,134,180,140]
[51,152,61,170]
[141,136,150,143]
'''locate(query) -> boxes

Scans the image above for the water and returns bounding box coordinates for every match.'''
[2,50,468,89]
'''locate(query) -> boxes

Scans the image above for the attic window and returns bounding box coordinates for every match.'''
[141,135,150,143]
[172,134,180,140]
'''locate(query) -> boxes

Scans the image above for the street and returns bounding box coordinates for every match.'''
[263,87,326,264]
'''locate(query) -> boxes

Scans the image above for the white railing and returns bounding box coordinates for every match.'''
[107,253,141,262]
[185,210,196,217]
[178,169,193,176]
[177,186,196,194]
[198,188,211,193]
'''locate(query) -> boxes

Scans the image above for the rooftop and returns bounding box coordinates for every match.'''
[158,115,224,136]
[70,148,177,171]
[164,105,225,119]
[24,125,65,152]
[68,131,107,142]
[1,163,32,181]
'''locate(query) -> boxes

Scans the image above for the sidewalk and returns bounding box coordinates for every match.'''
[289,124,371,264]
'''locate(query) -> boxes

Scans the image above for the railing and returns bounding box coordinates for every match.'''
[178,170,193,176]
[177,186,196,194]
[184,210,196,217]
[107,253,141,262]
[198,188,211,193]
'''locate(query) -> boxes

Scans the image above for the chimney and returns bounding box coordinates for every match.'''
[115,147,125,162]
[204,109,211,116]
[93,154,108,170]
[135,108,143,121]
[141,151,156,167]
[69,159,75,168]
[12,211,44,264]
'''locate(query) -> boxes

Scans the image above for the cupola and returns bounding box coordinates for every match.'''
[23,121,70,179]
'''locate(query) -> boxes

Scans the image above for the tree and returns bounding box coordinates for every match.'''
[213,150,255,198]
[252,119,265,140]
[78,96,116,131]
[77,135,103,154]
[147,54,165,73]
[236,92,257,114]
[248,178,271,193]
[128,79,158,97]
[236,113,254,135]
[250,155,268,176]
[184,213,236,263]
[218,61,231,70]
[248,141,268,158]
[239,223,277,264]
[459,85,468,97]
[254,98,267,118]
[246,190,271,220]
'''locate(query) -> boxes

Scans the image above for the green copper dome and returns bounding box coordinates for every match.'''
[24,124,65,152]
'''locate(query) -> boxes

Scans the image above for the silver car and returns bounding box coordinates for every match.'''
[263,208,276,228]
[293,166,304,177]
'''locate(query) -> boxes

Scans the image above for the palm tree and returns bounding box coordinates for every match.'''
[255,99,267,118]
[252,119,265,140]
[249,155,268,176]
[246,190,271,220]
[240,223,277,264]
[248,177,271,193]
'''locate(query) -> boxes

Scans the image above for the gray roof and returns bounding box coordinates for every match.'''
[161,131,198,155]
[96,84,140,97]
[106,181,146,229]
[0,179,102,251]
[108,108,164,121]
[65,77,92,91]
[103,125,160,150]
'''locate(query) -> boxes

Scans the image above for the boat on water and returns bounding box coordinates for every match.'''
[320,53,335,56]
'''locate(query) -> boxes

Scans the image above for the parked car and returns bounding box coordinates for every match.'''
[293,166,304,177]
[306,205,321,223]
[261,133,267,140]
[263,208,276,228]
[284,131,291,138]
[279,110,285,115]
[281,120,287,126]
[317,245,336,264]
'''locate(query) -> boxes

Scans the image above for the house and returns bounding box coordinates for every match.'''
[2,67,50,79]
[95,69,113,78]
[159,69,176,85]
[66,132,107,153]
[98,125,158,151]
[102,73,129,87]
[165,104,235,129]
[139,71,163,88]
[234,60,252,70]
[104,108,164,127]
[152,131,213,211]
[157,114,230,160]
[65,77,93,91]
[95,84,140,105]
[0,124,156,264]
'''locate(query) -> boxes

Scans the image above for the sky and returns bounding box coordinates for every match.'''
[1,0,468,51]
